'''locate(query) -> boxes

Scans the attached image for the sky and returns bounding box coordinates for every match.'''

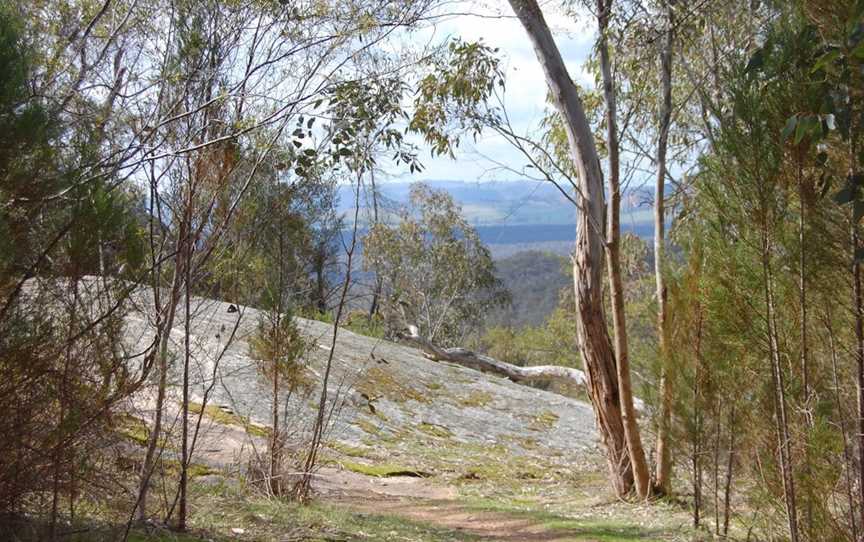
[403,0,597,184]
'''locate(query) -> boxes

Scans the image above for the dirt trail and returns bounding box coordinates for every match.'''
[343,497,575,542]
[174,409,584,541]
[315,468,579,542]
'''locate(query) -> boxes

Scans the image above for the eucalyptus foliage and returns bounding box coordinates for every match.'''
[363,183,508,345]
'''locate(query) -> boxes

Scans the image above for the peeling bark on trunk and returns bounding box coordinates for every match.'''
[507,0,633,496]
[596,0,651,499]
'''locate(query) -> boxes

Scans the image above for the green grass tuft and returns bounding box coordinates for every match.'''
[338,460,431,478]
[459,390,493,407]
[188,402,269,438]
[328,441,375,458]
[529,410,560,430]
[417,422,453,438]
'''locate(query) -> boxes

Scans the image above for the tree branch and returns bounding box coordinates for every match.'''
[398,326,644,412]
[398,325,585,387]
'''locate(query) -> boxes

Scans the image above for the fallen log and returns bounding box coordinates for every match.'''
[398,325,586,386]
[398,325,644,412]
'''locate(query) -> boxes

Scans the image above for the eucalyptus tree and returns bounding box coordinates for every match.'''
[595,0,777,496]
[592,0,653,497]
[407,0,642,496]
[649,0,676,494]
[326,71,424,317]
[363,183,507,346]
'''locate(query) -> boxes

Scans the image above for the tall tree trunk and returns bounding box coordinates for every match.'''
[827,313,859,540]
[852,225,864,537]
[796,159,813,540]
[50,279,79,541]
[178,228,193,531]
[271,355,280,488]
[271,311,281,495]
[271,232,286,496]
[691,303,704,529]
[136,200,189,521]
[692,363,701,529]
[797,165,810,407]
[712,405,720,535]
[846,107,864,539]
[368,168,383,318]
[653,0,675,496]
[507,0,633,496]
[596,0,650,499]
[761,229,800,542]
[136,263,182,521]
[722,406,735,538]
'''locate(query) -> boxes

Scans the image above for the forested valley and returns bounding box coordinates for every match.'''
[2,0,864,540]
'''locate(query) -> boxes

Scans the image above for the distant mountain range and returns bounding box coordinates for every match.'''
[338,179,659,255]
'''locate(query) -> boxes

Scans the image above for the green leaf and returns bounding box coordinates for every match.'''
[781,115,798,141]
[812,48,841,73]
[794,115,820,144]
[819,93,836,115]
[834,185,856,204]
[819,173,834,199]
[794,117,808,144]
[745,48,764,74]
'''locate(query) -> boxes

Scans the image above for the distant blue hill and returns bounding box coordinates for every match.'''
[338,180,660,255]
[474,221,654,245]
[338,179,657,227]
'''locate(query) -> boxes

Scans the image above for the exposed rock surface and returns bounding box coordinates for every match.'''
[118,283,599,466]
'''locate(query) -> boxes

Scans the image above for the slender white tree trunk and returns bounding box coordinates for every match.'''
[596,0,651,499]
[653,0,675,496]
[507,0,634,496]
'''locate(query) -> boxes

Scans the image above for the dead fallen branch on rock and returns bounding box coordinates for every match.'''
[398,325,644,412]
[399,325,586,386]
